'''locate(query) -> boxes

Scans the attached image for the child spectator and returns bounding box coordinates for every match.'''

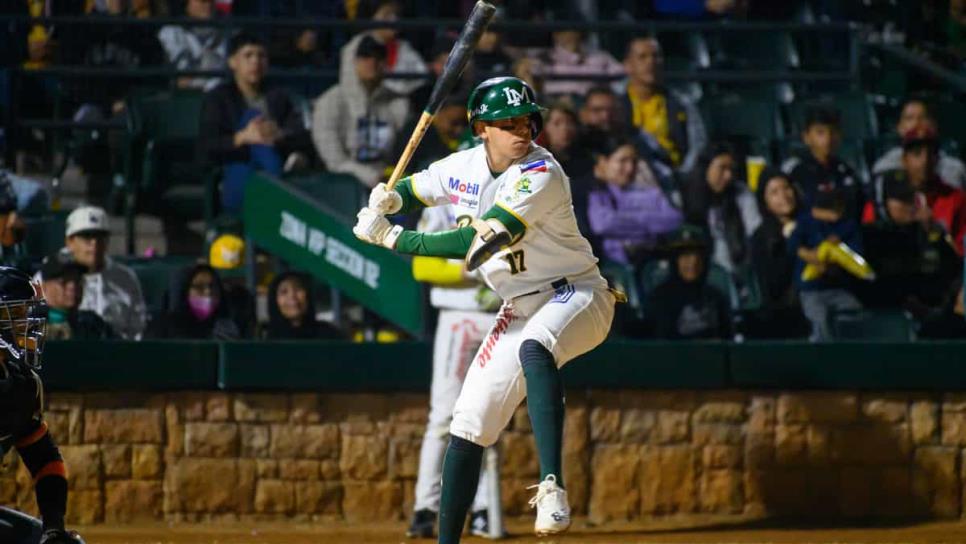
[339,0,428,96]
[263,271,344,340]
[866,126,966,257]
[783,106,864,220]
[789,186,869,342]
[748,167,810,338]
[41,258,115,340]
[153,263,240,339]
[158,0,229,90]
[586,134,682,264]
[683,143,761,272]
[200,33,314,214]
[313,36,411,188]
[648,225,731,340]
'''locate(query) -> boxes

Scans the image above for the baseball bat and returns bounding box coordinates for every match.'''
[385,1,497,190]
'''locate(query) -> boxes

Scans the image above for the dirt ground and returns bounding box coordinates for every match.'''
[79,518,966,544]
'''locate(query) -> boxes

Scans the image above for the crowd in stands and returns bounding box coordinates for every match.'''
[0,0,963,343]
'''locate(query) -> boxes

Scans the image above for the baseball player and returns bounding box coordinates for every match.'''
[407,204,502,539]
[0,267,85,544]
[354,77,621,543]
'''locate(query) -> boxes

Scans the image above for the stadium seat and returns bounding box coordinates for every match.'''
[829,308,917,341]
[701,93,783,158]
[932,99,966,153]
[786,92,878,140]
[283,172,367,224]
[706,30,800,71]
[124,90,213,245]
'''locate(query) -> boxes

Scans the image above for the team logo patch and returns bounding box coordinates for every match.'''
[503,87,525,106]
[514,176,532,195]
[551,284,575,304]
[521,160,548,173]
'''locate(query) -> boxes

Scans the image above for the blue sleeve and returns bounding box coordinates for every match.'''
[839,219,863,253]
[653,0,707,17]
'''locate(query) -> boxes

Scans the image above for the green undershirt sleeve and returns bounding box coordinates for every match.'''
[395,226,476,258]
[393,177,428,215]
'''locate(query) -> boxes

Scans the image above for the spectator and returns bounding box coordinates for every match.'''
[395,97,467,175]
[621,35,707,173]
[653,0,744,19]
[338,0,428,96]
[586,134,682,264]
[158,0,229,90]
[313,36,410,188]
[789,186,867,342]
[269,28,326,69]
[263,271,344,340]
[648,225,731,340]
[40,258,114,340]
[540,103,593,181]
[872,98,966,189]
[782,106,864,220]
[474,25,513,75]
[683,143,761,272]
[410,37,474,121]
[153,263,240,339]
[200,33,314,214]
[866,126,966,256]
[578,86,623,137]
[748,167,810,338]
[56,206,147,339]
[532,23,624,100]
[132,0,169,17]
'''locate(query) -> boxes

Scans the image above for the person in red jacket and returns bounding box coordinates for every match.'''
[864,126,966,256]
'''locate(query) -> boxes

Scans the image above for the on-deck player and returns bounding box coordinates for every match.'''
[354,76,622,543]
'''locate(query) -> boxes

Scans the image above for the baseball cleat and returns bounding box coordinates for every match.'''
[527,474,571,536]
[405,508,436,539]
[39,528,86,544]
[469,509,508,539]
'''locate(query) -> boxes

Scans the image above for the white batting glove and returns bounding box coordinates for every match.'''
[353,208,403,249]
[368,183,403,215]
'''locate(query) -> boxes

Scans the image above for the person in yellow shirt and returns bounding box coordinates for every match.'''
[621,36,707,174]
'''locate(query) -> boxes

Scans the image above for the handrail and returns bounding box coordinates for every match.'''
[0,15,858,33]
[865,42,966,95]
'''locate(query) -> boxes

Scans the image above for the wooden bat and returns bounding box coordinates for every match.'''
[385,1,497,190]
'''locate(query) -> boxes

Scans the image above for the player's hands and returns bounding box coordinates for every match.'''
[353,208,403,249]
[368,183,403,215]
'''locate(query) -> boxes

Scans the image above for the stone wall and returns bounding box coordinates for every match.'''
[0,390,962,524]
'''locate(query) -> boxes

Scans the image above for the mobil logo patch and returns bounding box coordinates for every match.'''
[448,177,479,196]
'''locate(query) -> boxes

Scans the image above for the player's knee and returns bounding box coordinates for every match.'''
[448,434,484,453]
[15,424,65,482]
[519,339,555,374]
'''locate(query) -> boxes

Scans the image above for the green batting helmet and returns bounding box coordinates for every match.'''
[467,76,545,137]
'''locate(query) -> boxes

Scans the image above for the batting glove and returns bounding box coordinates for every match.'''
[353,208,403,249]
[368,183,403,215]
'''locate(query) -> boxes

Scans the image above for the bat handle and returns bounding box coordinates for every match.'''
[386,111,435,191]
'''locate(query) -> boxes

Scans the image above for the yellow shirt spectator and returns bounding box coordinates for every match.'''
[627,86,681,166]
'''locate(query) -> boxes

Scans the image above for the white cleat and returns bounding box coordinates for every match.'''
[527,474,571,536]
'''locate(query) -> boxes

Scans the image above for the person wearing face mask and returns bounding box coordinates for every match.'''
[263,271,343,340]
[585,133,682,264]
[747,168,809,338]
[153,264,239,340]
[647,225,731,340]
[683,142,761,273]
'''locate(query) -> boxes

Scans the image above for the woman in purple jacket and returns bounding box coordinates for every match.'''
[586,134,684,264]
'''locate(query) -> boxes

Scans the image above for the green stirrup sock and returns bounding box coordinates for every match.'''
[520,339,565,488]
[438,435,483,544]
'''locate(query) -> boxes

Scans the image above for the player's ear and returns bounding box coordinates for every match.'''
[473,120,487,139]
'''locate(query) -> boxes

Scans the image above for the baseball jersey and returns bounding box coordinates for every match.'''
[411,143,600,300]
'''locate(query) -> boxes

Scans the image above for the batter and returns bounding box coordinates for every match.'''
[354,77,620,543]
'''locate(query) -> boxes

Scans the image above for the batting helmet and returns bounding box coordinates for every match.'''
[467,77,545,137]
[0,267,46,370]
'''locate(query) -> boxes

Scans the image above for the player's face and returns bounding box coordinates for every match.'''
[601,144,638,188]
[763,175,796,219]
[705,153,734,194]
[276,278,309,322]
[480,115,532,160]
[229,45,268,87]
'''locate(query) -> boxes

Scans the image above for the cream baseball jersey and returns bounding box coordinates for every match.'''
[411,143,600,300]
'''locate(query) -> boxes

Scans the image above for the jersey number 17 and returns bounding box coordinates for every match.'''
[503,250,526,275]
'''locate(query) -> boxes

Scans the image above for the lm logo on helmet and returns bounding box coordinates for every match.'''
[503,87,525,107]
[448,177,479,195]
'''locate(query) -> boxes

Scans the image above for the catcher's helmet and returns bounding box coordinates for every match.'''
[467,76,545,137]
[0,267,46,370]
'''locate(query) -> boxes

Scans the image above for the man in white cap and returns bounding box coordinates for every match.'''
[60,205,147,340]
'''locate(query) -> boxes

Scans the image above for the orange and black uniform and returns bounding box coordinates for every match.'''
[0,361,68,532]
